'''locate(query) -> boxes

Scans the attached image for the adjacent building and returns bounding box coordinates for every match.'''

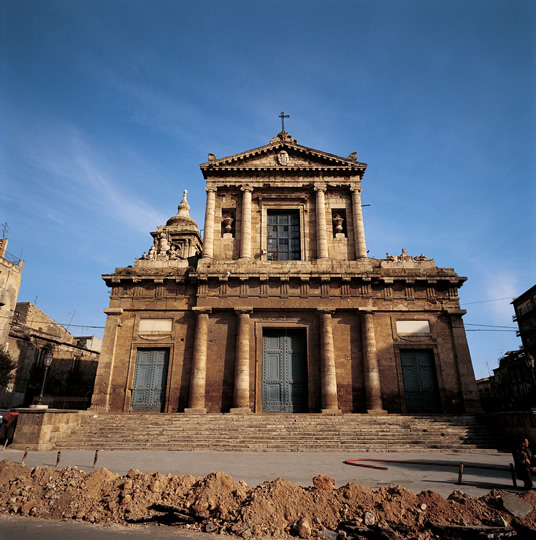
[477,285,536,411]
[0,238,24,350]
[2,303,100,409]
[91,131,480,415]
[512,284,536,362]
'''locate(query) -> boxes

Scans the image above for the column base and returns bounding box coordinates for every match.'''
[229,407,252,415]
[366,409,387,415]
[321,408,342,415]
[184,408,207,414]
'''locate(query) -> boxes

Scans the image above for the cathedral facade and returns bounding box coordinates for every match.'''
[91,131,480,415]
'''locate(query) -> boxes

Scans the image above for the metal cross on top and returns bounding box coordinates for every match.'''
[279,111,290,132]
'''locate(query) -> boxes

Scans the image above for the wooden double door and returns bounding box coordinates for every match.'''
[262,329,307,413]
[400,349,441,413]
[131,349,169,412]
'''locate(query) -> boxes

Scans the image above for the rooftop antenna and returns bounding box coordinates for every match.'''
[67,311,78,329]
[1,222,8,239]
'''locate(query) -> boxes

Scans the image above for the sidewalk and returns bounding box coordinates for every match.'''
[0,448,517,498]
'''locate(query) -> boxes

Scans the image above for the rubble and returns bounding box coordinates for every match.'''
[0,459,534,538]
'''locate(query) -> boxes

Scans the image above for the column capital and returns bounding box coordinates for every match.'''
[349,185,362,194]
[317,308,335,315]
[205,186,217,193]
[241,185,254,193]
[192,307,212,314]
[314,183,327,192]
[234,307,254,314]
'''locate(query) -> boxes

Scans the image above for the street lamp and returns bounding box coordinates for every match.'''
[36,351,53,406]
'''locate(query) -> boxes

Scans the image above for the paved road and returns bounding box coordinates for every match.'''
[0,514,219,539]
[0,448,516,497]
[0,448,519,539]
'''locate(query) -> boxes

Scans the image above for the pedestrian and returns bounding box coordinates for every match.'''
[513,437,536,490]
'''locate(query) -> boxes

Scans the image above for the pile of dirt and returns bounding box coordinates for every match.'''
[0,459,535,538]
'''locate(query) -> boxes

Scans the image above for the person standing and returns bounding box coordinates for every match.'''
[513,437,536,490]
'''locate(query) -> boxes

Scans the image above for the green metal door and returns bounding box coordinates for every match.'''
[131,349,169,412]
[400,349,440,413]
[262,329,307,412]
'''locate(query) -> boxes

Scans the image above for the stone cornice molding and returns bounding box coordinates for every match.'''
[104,308,123,316]
[200,135,367,180]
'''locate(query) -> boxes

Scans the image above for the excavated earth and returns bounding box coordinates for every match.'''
[0,459,535,539]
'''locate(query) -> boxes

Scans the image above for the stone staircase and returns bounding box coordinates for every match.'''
[54,414,508,453]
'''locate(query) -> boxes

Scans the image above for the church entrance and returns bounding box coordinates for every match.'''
[262,329,307,412]
[400,349,441,413]
[131,349,169,412]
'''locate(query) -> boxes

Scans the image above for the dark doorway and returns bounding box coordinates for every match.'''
[400,349,441,413]
[262,329,307,412]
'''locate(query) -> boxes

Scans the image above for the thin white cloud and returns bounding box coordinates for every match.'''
[9,116,165,234]
[483,271,518,321]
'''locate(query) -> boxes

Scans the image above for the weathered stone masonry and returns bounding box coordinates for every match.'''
[91,131,480,415]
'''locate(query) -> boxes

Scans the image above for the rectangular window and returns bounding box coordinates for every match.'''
[267,211,300,261]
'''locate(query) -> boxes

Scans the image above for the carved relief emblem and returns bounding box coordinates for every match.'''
[277,150,290,166]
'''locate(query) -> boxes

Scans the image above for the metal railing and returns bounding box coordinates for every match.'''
[2,250,22,266]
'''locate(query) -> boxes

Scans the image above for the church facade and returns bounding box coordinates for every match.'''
[91,131,480,415]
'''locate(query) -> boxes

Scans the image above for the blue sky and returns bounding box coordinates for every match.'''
[1,0,534,379]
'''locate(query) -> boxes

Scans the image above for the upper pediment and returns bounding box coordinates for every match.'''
[200,131,367,178]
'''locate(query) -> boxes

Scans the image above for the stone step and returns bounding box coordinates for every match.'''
[54,413,506,453]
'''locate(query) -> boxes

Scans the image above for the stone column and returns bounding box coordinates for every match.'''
[240,186,253,260]
[319,310,340,413]
[231,309,252,413]
[449,311,482,413]
[90,308,123,412]
[314,185,329,260]
[201,187,217,260]
[186,308,210,413]
[351,186,367,259]
[361,311,385,412]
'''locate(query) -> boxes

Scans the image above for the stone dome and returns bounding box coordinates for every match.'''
[166,190,198,228]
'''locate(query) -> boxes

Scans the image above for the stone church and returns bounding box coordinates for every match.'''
[91,130,480,415]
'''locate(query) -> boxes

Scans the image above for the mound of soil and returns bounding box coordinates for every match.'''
[0,459,534,538]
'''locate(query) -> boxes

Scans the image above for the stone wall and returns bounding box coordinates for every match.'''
[11,409,82,451]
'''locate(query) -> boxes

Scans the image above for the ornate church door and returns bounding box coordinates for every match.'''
[400,349,440,413]
[131,349,169,412]
[262,329,307,412]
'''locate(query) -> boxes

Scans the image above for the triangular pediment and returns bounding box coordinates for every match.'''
[200,131,367,178]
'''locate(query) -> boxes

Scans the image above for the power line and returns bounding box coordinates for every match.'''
[466,329,517,332]
[465,323,517,329]
[461,297,513,306]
